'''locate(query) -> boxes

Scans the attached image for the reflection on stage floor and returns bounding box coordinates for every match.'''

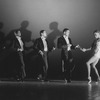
[0,80,100,100]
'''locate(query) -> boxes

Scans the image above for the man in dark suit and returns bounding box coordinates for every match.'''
[57,28,79,83]
[34,30,51,81]
[8,30,26,81]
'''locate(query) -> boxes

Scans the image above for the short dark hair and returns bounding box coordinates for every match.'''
[63,28,69,33]
[14,29,20,35]
[15,30,19,33]
[40,30,45,36]
[93,30,100,34]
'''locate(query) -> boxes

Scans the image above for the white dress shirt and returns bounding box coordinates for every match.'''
[16,36,24,51]
[63,35,71,51]
[41,37,48,52]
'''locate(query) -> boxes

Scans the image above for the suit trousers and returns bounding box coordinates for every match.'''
[42,51,48,79]
[18,51,26,79]
[62,51,73,81]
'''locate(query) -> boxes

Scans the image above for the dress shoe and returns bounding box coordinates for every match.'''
[67,79,71,83]
[65,79,67,83]
[16,78,21,81]
[43,78,49,82]
[37,74,43,81]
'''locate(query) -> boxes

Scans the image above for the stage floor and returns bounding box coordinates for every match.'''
[0,80,100,100]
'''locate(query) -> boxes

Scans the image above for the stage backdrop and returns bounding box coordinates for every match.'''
[0,0,100,80]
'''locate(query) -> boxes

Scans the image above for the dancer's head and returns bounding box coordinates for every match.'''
[63,28,70,37]
[14,30,21,37]
[40,30,47,38]
[93,30,100,39]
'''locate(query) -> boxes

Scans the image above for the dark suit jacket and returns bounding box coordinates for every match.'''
[33,37,50,54]
[57,36,76,60]
[14,37,25,52]
[6,35,25,54]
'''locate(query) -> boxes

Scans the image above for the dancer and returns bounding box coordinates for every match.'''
[57,28,79,83]
[34,30,54,81]
[13,30,26,81]
[82,30,100,84]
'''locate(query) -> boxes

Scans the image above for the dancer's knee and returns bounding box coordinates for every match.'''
[86,61,90,66]
[91,64,96,69]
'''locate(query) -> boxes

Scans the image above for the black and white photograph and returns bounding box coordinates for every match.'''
[0,0,100,100]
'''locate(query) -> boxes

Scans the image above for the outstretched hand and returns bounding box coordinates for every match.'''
[75,45,82,49]
[75,45,87,52]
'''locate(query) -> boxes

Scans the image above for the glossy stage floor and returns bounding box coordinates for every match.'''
[0,80,100,100]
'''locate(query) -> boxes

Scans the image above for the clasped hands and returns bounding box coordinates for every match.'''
[75,45,87,52]
[80,48,87,52]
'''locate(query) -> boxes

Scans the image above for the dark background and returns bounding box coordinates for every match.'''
[0,0,100,80]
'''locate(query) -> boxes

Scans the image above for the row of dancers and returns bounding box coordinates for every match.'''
[2,28,100,84]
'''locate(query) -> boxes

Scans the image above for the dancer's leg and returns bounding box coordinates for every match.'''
[92,58,100,80]
[86,56,98,83]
